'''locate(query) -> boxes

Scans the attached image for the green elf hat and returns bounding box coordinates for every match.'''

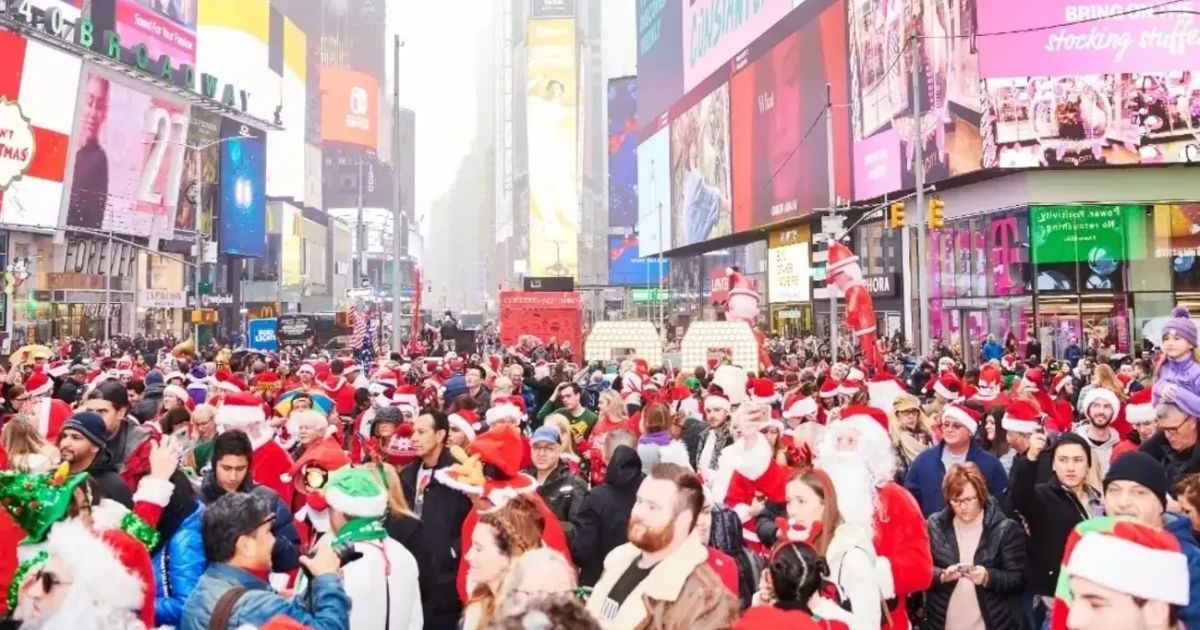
[0,464,91,543]
[324,467,388,518]
[1049,516,1189,630]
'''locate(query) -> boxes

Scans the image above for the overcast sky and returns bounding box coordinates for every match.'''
[387,0,489,238]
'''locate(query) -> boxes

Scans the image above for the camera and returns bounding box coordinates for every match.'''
[301,543,363,575]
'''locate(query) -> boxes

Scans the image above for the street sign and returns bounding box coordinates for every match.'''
[632,288,670,304]
[821,214,845,237]
[247,318,278,351]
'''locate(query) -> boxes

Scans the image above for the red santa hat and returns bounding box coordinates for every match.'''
[726,267,760,303]
[217,391,267,428]
[1002,399,1041,434]
[1001,353,1019,373]
[46,523,147,620]
[782,394,818,420]
[1062,518,1189,609]
[296,363,316,377]
[35,398,71,441]
[449,409,481,442]
[1080,387,1121,418]
[24,369,52,398]
[818,379,839,400]
[826,242,859,275]
[1126,388,1156,425]
[703,392,732,413]
[942,402,982,435]
[435,423,537,507]
[47,361,70,379]
[837,379,863,398]
[761,415,785,434]
[749,378,778,406]
[839,405,890,442]
[932,372,963,402]
[392,385,420,412]
[163,384,195,411]
[1051,374,1071,397]
[976,365,1002,401]
[1020,367,1045,393]
[373,368,399,389]
[485,396,525,425]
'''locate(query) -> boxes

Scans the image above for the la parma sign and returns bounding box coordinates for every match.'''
[0,98,34,190]
[0,0,251,113]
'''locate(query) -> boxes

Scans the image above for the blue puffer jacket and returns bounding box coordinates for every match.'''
[1163,513,1200,627]
[154,502,206,626]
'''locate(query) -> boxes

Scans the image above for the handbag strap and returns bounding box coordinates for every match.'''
[210,586,249,630]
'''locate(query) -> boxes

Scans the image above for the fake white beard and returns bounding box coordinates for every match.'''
[17,580,145,630]
[818,450,879,532]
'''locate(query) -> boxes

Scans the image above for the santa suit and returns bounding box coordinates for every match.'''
[843,283,883,370]
[248,429,296,507]
[33,397,72,442]
[721,436,789,555]
[322,375,357,416]
[873,482,934,629]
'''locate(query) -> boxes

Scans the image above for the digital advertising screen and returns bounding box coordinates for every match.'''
[730,1,850,231]
[636,0,684,128]
[608,77,638,229]
[608,234,670,286]
[60,66,190,238]
[636,125,671,257]
[319,66,379,150]
[174,107,220,239]
[670,82,731,248]
[114,0,198,67]
[218,118,266,257]
[682,0,806,93]
[526,18,579,278]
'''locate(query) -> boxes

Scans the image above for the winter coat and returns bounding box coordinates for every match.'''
[181,563,349,630]
[1163,513,1200,627]
[1008,453,1099,596]
[1140,430,1200,489]
[586,536,740,630]
[1154,356,1200,418]
[153,503,206,626]
[198,468,302,573]
[525,460,588,537]
[131,383,166,423]
[334,535,423,630]
[86,446,135,509]
[569,445,644,586]
[903,441,1008,516]
[924,498,1027,629]
[399,449,473,628]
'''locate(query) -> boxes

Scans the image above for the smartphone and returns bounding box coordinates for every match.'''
[955,564,975,573]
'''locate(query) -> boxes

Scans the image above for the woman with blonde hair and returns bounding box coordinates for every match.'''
[1,414,60,472]
[544,413,582,473]
[890,395,934,482]
[462,498,545,629]
[496,548,578,617]
[584,388,638,485]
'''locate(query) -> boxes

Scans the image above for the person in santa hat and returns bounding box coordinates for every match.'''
[690,391,735,482]
[748,378,780,410]
[1110,388,1156,465]
[485,396,534,470]
[19,369,72,443]
[436,423,573,604]
[1018,366,1057,421]
[904,402,1008,516]
[718,405,790,555]
[289,437,352,548]
[815,404,933,630]
[998,398,1045,488]
[1073,386,1125,486]
[353,406,420,469]
[816,379,840,422]
[972,364,1010,410]
[448,408,481,449]
[782,392,823,462]
[217,391,296,507]
[321,358,357,418]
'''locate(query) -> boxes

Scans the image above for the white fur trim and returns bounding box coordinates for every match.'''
[761,418,785,433]
[1001,416,1039,434]
[1081,388,1120,418]
[392,392,419,409]
[1067,533,1189,606]
[325,486,387,518]
[434,469,484,496]
[731,503,752,523]
[280,473,293,484]
[27,379,53,398]
[132,477,175,507]
[1126,402,1156,425]
[942,405,979,435]
[46,521,144,612]
[163,384,191,405]
[732,435,772,481]
[485,403,522,425]
[216,380,242,393]
[89,499,131,532]
[932,380,960,402]
[837,382,861,397]
[218,404,265,428]
[875,555,896,600]
[784,397,819,420]
[704,395,732,412]
[297,365,316,376]
[448,414,478,441]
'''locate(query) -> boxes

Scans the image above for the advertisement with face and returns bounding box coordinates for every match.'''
[730,1,851,230]
[608,77,638,228]
[526,18,579,278]
[670,82,731,248]
[174,108,219,239]
[637,125,671,256]
[848,0,984,200]
[637,0,684,128]
[319,67,380,150]
[61,67,190,237]
[218,118,266,257]
[682,0,806,93]
[115,0,198,67]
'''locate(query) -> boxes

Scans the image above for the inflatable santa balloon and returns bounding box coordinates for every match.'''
[724,268,772,371]
[826,243,884,371]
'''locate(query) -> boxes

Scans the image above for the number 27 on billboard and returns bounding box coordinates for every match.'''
[138,107,188,212]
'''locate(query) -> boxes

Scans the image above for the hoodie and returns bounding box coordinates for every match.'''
[1072,423,1121,484]
[570,445,644,586]
[1155,355,1200,419]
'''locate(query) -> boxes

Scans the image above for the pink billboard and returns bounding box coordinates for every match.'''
[682,0,806,92]
[977,0,1200,78]
[116,0,197,67]
[852,127,902,201]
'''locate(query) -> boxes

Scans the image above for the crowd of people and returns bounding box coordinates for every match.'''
[0,306,1199,629]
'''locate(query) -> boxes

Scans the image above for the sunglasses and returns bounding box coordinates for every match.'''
[29,569,70,594]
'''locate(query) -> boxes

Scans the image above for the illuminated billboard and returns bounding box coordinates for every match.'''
[682,0,807,93]
[636,125,670,256]
[526,18,579,278]
[113,0,198,67]
[319,67,380,150]
[608,77,638,228]
[670,82,731,248]
[636,0,683,128]
[218,119,267,257]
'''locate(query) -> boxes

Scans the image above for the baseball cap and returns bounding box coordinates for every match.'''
[530,425,561,446]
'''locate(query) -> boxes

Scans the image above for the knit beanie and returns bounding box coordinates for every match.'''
[1104,452,1168,508]
[1164,305,1199,348]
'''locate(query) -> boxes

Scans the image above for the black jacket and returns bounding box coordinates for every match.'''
[385,513,433,615]
[131,384,165,423]
[1008,453,1098,596]
[86,447,134,509]
[569,445,643,586]
[924,499,1027,629]
[1140,431,1200,489]
[400,450,473,628]
[524,461,587,536]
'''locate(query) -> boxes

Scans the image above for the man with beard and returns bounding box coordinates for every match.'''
[690,392,734,480]
[816,405,933,630]
[57,411,133,507]
[1076,387,1122,484]
[586,463,739,629]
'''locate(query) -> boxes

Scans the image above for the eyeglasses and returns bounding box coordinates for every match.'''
[1161,417,1194,436]
[943,422,968,431]
[30,570,70,594]
[949,495,979,507]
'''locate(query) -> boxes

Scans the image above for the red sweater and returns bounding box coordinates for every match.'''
[706,547,740,598]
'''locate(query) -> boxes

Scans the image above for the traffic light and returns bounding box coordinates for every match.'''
[888,201,906,229]
[928,198,945,230]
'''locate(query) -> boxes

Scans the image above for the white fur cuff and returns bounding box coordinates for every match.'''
[876,555,896,600]
[132,477,176,507]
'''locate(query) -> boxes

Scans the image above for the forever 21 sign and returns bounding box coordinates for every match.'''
[62,238,138,278]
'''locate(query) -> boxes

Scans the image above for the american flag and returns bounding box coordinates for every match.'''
[350,305,367,349]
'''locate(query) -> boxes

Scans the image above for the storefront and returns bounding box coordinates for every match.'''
[925,202,1200,365]
[41,236,139,340]
[666,239,769,329]
[767,227,813,336]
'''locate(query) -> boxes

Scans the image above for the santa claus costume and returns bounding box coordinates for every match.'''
[289,439,352,549]
[826,244,884,371]
[24,369,71,442]
[321,365,357,417]
[217,392,296,507]
[971,364,1010,410]
[721,422,790,555]
[724,268,773,371]
[816,405,933,630]
[436,424,572,603]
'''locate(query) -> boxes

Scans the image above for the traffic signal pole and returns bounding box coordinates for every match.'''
[912,33,931,357]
